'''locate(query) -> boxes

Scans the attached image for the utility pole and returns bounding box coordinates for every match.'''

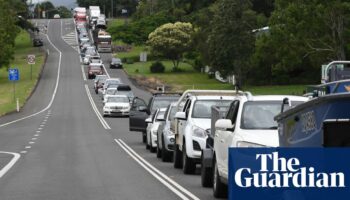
[111,0,113,18]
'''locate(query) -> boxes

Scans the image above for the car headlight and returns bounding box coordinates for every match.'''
[192,126,207,138]
[236,141,266,148]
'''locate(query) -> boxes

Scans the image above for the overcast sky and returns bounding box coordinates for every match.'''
[30,0,77,8]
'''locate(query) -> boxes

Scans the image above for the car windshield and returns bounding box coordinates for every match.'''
[106,89,117,95]
[192,100,232,118]
[168,106,177,121]
[97,76,107,82]
[151,99,178,113]
[156,110,166,121]
[112,58,121,63]
[116,91,134,98]
[240,101,281,130]
[106,80,121,85]
[90,66,101,70]
[107,96,129,103]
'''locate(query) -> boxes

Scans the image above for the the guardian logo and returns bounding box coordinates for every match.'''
[234,152,345,188]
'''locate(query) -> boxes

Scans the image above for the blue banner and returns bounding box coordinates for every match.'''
[229,148,350,200]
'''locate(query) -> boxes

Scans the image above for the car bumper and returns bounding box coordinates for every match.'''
[103,108,130,116]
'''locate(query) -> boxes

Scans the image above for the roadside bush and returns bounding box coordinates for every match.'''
[126,58,135,64]
[150,61,165,73]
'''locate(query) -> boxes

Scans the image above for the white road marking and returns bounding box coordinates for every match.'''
[34,134,39,137]
[20,151,27,154]
[114,139,190,200]
[47,49,50,55]
[0,152,20,178]
[38,127,43,130]
[32,138,37,140]
[0,20,62,128]
[36,131,41,133]
[115,139,200,200]
[84,84,111,129]
[29,141,35,144]
[25,146,31,149]
[40,124,44,127]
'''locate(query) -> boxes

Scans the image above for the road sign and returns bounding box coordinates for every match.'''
[27,54,36,65]
[8,68,19,81]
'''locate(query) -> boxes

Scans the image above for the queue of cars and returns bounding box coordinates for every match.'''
[75,13,310,199]
[76,18,132,118]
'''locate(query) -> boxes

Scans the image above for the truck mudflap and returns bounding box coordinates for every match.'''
[323,119,350,147]
[201,149,213,168]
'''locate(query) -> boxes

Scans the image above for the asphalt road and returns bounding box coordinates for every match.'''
[0,19,215,200]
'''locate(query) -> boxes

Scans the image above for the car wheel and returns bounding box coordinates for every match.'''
[150,134,156,153]
[142,132,146,143]
[182,143,196,174]
[156,135,161,158]
[213,158,227,198]
[173,142,183,169]
[146,132,150,149]
[201,153,213,187]
[161,135,172,162]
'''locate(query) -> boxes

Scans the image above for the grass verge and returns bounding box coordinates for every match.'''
[0,30,45,116]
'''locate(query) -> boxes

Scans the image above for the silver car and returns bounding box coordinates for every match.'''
[156,103,177,162]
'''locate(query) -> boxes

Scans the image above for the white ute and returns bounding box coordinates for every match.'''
[209,95,308,198]
[173,90,242,174]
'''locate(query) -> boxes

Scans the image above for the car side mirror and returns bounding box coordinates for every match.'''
[145,118,152,123]
[215,119,234,131]
[138,105,148,112]
[175,112,186,120]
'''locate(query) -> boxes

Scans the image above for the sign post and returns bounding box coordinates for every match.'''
[27,54,35,80]
[8,68,19,102]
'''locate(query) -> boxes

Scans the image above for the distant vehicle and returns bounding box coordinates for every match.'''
[87,63,104,79]
[103,88,118,104]
[89,55,102,64]
[93,74,108,94]
[103,78,122,93]
[110,58,123,68]
[53,14,60,19]
[83,50,97,64]
[88,6,100,27]
[103,95,131,117]
[129,93,181,143]
[33,38,43,47]
[146,108,167,152]
[92,29,112,53]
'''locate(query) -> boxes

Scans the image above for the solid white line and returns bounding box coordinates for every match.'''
[117,139,200,200]
[0,152,21,178]
[114,139,190,200]
[81,65,87,81]
[84,84,111,129]
[0,20,62,128]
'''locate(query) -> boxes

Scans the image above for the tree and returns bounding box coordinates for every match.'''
[207,0,257,85]
[253,0,350,84]
[147,22,194,69]
[0,0,19,69]
[57,6,72,18]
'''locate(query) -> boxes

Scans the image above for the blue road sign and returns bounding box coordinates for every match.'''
[8,68,19,81]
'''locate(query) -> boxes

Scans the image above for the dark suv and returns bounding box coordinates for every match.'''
[129,93,181,143]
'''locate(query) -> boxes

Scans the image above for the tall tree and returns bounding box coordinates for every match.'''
[208,0,257,85]
[148,22,194,69]
[0,0,20,69]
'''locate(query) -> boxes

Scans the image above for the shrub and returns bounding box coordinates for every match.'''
[150,61,165,73]
[126,58,134,64]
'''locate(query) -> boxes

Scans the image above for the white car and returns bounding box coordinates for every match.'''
[145,108,167,152]
[102,78,122,95]
[173,90,238,174]
[210,95,309,198]
[103,95,131,117]
[103,88,118,104]
[53,14,60,19]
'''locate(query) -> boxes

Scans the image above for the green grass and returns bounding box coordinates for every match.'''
[0,30,45,116]
[109,18,126,27]
[117,43,306,94]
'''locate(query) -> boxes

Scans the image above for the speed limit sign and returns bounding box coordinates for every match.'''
[27,54,36,65]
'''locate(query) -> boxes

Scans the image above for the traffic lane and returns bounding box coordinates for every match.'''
[99,53,151,100]
[0,19,60,125]
[97,49,217,199]
[0,19,184,200]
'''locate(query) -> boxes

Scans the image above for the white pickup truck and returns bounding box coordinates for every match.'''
[172,90,247,174]
[202,95,308,198]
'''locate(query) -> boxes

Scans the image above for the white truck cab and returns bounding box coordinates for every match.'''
[211,95,308,198]
[173,90,247,174]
